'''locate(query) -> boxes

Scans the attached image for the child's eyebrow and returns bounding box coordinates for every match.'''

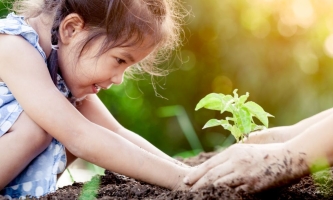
[120,52,135,62]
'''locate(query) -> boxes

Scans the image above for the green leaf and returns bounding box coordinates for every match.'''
[203,119,230,129]
[239,92,249,104]
[220,96,235,114]
[225,117,234,122]
[233,89,239,99]
[234,107,252,134]
[251,124,266,132]
[244,101,273,127]
[196,90,273,144]
[231,126,242,142]
[221,122,233,132]
[195,93,225,111]
[79,175,101,200]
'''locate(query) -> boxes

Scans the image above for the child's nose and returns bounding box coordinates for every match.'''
[111,73,124,85]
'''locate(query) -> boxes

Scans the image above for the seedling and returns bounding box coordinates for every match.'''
[79,175,101,200]
[196,89,273,142]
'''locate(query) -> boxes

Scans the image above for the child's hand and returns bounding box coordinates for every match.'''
[183,143,308,193]
[170,167,194,191]
[172,181,191,191]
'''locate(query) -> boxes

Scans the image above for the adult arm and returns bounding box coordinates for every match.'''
[76,94,188,167]
[184,112,333,192]
[245,108,333,144]
[0,35,189,190]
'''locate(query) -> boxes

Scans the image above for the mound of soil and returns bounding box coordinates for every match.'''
[2,152,333,200]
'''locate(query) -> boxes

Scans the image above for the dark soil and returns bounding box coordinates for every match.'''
[2,152,333,200]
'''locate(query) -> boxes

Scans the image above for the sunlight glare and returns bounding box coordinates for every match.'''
[292,0,315,28]
[324,34,333,58]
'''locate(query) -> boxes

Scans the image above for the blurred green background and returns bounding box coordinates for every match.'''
[2,0,333,156]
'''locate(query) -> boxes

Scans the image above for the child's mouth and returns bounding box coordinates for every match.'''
[93,84,101,93]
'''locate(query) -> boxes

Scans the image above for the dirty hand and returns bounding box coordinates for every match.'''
[183,143,308,193]
[172,180,191,191]
[170,167,196,191]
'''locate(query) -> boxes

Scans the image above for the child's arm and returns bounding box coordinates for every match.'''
[76,94,188,167]
[244,108,333,144]
[0,35,189,190]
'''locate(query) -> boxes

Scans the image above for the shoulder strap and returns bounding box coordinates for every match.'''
[0,13,47,61]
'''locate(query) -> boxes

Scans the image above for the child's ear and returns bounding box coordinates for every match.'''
[58,13,85,45]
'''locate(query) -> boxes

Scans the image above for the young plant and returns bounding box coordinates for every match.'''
[196,89,273,142]
[79,175,101,200]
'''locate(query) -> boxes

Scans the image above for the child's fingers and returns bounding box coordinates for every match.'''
[183,146,235,186]
[183,166,203,185]
[183,153,228,185]
[183,165,208,185]
[184,162,233,190]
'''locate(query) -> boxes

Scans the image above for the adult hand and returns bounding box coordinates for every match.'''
[183,143,308,193]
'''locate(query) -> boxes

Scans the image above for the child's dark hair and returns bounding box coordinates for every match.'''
[12,0,185,84]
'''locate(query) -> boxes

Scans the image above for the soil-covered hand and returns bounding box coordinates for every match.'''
[243,126,291,144]
[183,143,309,193]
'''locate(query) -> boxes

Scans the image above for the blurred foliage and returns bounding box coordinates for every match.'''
[2,0,333,156]
[0,1,11,17]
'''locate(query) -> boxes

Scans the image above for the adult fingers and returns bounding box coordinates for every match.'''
[213,173,244,189]
[234,183,264,193]
[189,161,234,190]
[183,152,229,185]
[214,172,262,193]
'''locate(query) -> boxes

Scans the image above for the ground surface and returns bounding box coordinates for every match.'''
[2,152,333,200]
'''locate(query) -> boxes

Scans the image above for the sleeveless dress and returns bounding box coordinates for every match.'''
[0,13,72,199]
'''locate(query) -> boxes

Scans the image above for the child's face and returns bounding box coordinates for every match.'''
[58,33,155,99]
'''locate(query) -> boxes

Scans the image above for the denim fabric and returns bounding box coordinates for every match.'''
[0,13,70,199]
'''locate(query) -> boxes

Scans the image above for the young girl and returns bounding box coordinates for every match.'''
[0,0,191,198]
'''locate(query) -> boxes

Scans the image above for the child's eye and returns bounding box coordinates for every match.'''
[116,58,126,64]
